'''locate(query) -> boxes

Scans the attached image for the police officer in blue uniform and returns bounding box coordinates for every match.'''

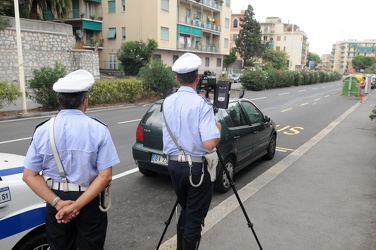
[23,69,120,250]
[163,53,222,250]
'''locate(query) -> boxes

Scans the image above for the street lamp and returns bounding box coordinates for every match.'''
[13,0,28,114]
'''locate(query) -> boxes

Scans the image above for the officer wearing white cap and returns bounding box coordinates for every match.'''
[163,53,221,250]
[23,69,120,250]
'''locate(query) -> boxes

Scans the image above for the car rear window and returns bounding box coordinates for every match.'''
[141,104,163,127]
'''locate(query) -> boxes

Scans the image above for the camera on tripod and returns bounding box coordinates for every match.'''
[196,70,217,98]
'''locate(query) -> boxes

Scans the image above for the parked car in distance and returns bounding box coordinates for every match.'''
[132,96,277,193]
[0,153,48,250]
[228,73,240,83]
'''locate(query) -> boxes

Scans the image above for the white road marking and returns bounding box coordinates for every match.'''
[118,119,141,124]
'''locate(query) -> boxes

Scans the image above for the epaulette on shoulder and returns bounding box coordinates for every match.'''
[199,95,213,106]
[90,116,108,127]
[35,117,52,131]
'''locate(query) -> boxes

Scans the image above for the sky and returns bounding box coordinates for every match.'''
[231,0,376,56]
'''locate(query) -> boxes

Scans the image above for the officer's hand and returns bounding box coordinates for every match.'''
[56,202,80,224]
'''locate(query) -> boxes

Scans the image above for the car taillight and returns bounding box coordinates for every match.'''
[136,125,144,141]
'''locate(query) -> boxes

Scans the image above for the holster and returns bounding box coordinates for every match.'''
[203,151,219,182]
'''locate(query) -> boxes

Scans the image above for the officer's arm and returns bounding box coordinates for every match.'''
[203,122,222,151]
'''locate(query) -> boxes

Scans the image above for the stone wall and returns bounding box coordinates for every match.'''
[0,16,99,84]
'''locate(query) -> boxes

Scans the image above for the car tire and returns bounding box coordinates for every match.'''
[214,158,234,193]
[264,134,276,160]
[17,231,49,250]
[138,167,157,176]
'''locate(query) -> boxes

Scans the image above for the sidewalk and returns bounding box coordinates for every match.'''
[160,91,376,250]
[201,91,376,249]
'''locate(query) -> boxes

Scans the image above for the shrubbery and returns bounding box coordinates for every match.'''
[28,62,66,110]
[0,80,21,109]
[137,60,178,98]
[241,69,342,91]
[89,78,143,105]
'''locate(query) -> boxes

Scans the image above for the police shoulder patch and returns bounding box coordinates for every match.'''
[90,116,108,127]
[199,95,213,106]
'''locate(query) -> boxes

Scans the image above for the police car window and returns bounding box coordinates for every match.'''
[226,102,246,127]
[241,101,263,124]
[141,104,163,127]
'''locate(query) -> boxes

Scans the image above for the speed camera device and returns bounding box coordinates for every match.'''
[213,81,231,109]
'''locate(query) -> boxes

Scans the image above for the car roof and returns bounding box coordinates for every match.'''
[0,153,25,181]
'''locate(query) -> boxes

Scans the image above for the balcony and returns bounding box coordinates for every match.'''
[177,42,219,53]
[44,9,103,22]
[188,0,221,11]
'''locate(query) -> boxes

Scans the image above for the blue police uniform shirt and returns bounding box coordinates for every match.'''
[162,86,220,157]
[24,109,120,187]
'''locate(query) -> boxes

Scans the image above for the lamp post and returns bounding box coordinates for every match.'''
[13,0,28,114]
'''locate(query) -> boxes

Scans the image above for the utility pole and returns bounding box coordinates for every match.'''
[14,0,28,114]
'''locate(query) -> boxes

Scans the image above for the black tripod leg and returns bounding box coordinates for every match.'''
[216,147,263,250]
[156,199,179,250]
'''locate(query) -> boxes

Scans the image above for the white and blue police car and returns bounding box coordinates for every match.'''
[0,153,48,250]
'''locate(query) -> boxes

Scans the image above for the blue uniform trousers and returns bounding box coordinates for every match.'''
[46,190,107,250]
[167,160,213,242]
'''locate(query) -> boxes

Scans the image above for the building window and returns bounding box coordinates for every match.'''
[107,28,116,39]
[173,55,179,64]
[122,27,126,39]
[263,36,267,41]
[225,18,229,28]
[108,0,116,13]
[263,26,268,33]
[109,54,117,70]
[216,58,221,67]
[161,27,169,40]
[226,0,230,7]
[122,0,125,11]
[277,36,281,41]
[284,36,286,41]
[205,57,210,67]
[233,18,238,28]
[153,54,161,61]
[233,34,238,41]
[224,38,229,48]
[276,46,280,51]
[161,0,169,11]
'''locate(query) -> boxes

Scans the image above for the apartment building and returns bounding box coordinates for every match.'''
[331,39,376,74]
[46,0,231,75]
[320,54,332,72]
[259,17,309,71]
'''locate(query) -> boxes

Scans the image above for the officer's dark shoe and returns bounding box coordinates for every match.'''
[176,225,184,250]
[183,238,200,250]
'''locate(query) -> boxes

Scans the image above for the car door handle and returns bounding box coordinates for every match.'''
[253,131,259,134]
[233,136,240,139]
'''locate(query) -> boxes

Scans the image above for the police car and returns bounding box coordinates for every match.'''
[0,153,48,250]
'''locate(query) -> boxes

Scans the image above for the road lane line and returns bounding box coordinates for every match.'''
[113,168,139,179]
[118,119,141,124]
[278,92,290,96]
[0,137,32,144]
[314,98,321,101]
[281,108,292,112]
[158,89,363,250]
[298,90,306,92]
[300,102,309,106]
[250,97,267,101]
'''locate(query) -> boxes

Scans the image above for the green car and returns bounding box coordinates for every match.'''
[132,97,277,193]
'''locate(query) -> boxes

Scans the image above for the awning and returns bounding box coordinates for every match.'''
[107,28,116,39]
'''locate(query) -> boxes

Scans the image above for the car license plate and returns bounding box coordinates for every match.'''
[151,154,168,165]
[0,187,11,204]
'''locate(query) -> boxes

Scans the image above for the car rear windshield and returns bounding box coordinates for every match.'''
[141,103,163,127]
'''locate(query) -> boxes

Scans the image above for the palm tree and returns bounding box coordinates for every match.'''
[28,0,52,20]
[51,0,72,22]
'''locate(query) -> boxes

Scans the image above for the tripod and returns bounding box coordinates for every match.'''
[156,148,263,250]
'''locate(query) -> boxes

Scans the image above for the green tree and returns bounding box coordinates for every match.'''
[28,0,53,20]
[28,62,66,110]
[117,38,158,76]
[137,60,177,98]
[223,47,237,69]
[51,0,72,22]
[0,81,21,109]
[261,48,289,70]
[305,53,321,68]
[352,55,375,72]
[364,63,376,74]
[235,4,265,67]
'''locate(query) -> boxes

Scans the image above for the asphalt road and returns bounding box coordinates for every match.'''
[0,80,356,249]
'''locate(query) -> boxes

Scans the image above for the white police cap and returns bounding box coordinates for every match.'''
[53,69,94,93]
[172,53,202,74]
